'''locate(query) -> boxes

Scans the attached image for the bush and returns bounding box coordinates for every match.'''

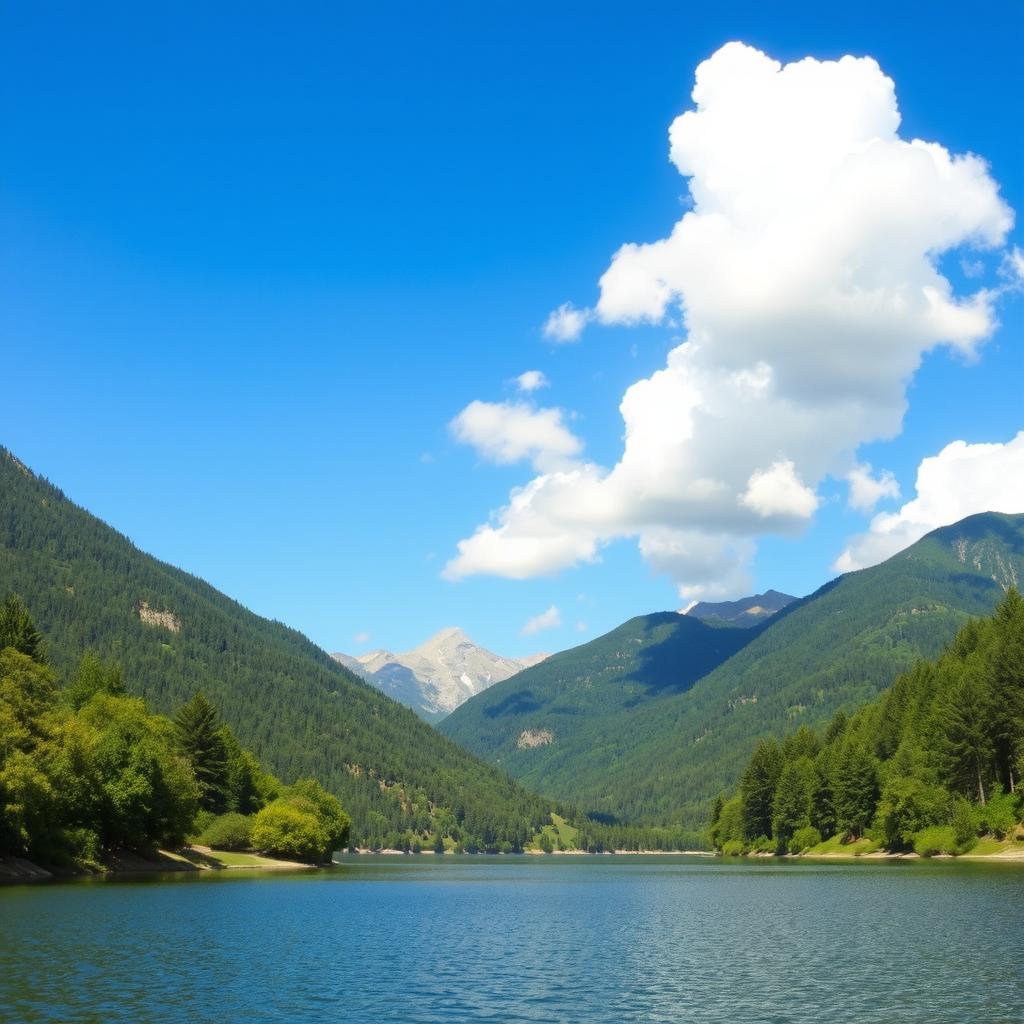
[748,835,774,854]
[199,812,253,851]
[913,825,958,857]
[720,839,745,857]
[976,788,1019,840]
[251,801,329,862]
[788,825,822,855]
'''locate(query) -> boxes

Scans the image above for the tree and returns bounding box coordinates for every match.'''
[740,739,782,841]
[0,595,45,663]
[174,693,229,812]
[286,778,351,853]
[934,670,994,804]
[833,744,879,839]
[772,757,816,850]
[251,802,330,862]
[65,652,125,710]
[988,589,1024,792]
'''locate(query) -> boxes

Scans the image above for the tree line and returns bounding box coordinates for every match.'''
[0,596,349,866]
[710,590,1024,856]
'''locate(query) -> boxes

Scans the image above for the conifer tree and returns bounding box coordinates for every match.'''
[833,744,879,838]
[174,693,229,812]
[0,595,45,663]
[740,739,782,840]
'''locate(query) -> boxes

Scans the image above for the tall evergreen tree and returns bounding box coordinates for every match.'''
[174,693,229,812]
[988,588,1024,792]
[833,744,879,838]
[772,757,816,849]
[934,670,995,804]
[740,739,782,840]
[0,595,45,663]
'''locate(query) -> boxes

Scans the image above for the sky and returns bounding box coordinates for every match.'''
[2,2,1022,659]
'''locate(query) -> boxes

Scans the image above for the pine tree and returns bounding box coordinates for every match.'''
[934,671,995,804]
[988,588,1024,792]
[0,595,45,663]
[833,744,879,838]
[772,757,816,849]
[174,693,229,812]
[740,739,782,840]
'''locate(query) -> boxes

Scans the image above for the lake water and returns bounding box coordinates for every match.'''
[1,855,1022,1023]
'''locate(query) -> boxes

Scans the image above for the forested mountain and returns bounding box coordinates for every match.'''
[443,512,1024,831]
[712,590,1024,857]
[440,612,757,809]
[0,449,558,851]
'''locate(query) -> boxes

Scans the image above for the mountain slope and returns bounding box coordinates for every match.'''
[0,449,555,849]
[443,512,1024,829]
[332,628,542,720]
[440,611,757,806]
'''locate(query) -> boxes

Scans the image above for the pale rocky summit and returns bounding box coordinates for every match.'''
[333,627,547,721]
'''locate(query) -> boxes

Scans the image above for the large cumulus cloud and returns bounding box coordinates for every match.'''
[445,42,1014,597]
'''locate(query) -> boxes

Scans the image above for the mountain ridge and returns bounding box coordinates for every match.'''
[442,511,1024,829]
[332,627,546,720]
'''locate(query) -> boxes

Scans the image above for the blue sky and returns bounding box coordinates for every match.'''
[3,2,1021,658]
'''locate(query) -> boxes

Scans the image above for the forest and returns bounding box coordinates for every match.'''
[0,596,349,866]
[710,590,1024,856]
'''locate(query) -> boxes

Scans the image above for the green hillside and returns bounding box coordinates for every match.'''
[440,611,756,818]
[0,448,556,851]
[443,512,1024,830]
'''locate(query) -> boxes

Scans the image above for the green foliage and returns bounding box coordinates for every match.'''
[0,595,46,663]
[174,693,229,812]
[788,825,821,854]
[251,801,330,862]
[64,651,125,710]
[771,756,816,849]
[740,739,782,841]
[713,590,1024,856]
[912,825,959,857]
[198,812,253,851]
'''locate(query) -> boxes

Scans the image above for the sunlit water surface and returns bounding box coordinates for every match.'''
[2,855,1022,1023]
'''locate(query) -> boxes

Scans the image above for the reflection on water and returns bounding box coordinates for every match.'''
[1,856,1022,1023]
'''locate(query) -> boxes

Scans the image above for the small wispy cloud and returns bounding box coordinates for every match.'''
[521,605,562,636]
[353,631,372,645]
[515,370,549,393]
[542,302,590,343]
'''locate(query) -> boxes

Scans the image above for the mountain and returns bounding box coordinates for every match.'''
[0,448,558,851]
[442,512,1024,830]
[686,589,795,628]
[440,610,758,800]
[332,628,544,720]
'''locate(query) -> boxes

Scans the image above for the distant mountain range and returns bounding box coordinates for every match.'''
[442,511,1024,831]
[686,589,795,628]
[333,629,547,720]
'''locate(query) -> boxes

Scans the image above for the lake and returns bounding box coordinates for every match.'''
[1,855,1022,1023]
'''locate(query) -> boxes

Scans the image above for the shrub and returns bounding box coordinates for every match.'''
[913,825,958,857]
[251,801,329,862]
[976,788,1019,840]
[720,839,745,857]
[199,812,253,851]
[788,825,822,855]
[748,834,775,854]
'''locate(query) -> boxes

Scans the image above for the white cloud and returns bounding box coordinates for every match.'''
[521,605,562,636]
[739,459,819,519]
[846,462,900,512]
[515,369,550,393]
[353,631,372,645]
[836,432,1024,572]
[543,302,590,343]
[447,42,1015,600]
[449,400,583,473]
